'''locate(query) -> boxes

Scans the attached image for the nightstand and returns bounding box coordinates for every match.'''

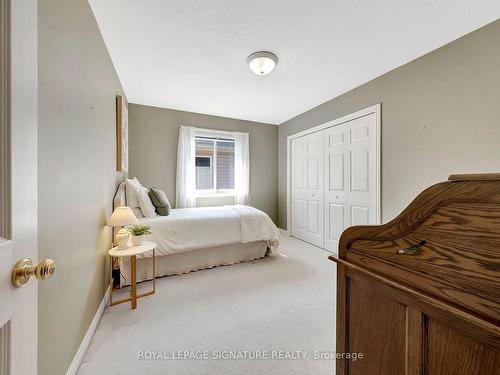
[108,240,157,310]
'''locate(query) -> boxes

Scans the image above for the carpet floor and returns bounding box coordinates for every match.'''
[77,231,336,375]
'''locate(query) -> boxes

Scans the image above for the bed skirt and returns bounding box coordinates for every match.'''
[118,241,269,287]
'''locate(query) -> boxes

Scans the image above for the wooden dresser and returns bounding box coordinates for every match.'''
[330,174,500,375]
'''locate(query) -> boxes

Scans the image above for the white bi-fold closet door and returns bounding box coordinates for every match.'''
[291,131,324,247]
[290,107,379,253]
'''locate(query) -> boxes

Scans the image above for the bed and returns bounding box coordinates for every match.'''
[113,182,280,286]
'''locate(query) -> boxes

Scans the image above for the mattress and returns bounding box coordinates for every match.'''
[136,205,280,257]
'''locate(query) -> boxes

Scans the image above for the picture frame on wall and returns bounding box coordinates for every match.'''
[116,95,128,172]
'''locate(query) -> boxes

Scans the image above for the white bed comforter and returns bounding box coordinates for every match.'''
[138,205,280,256]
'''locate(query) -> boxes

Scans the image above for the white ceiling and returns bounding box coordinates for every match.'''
[89,1,500,125]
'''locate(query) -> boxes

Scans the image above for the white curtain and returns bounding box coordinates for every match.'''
[234,132,250,205]
[176,126,197,208]
[176,126,250,208]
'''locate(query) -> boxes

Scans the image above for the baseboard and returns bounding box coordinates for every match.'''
[278,228,289,236]
[66,285,110,375]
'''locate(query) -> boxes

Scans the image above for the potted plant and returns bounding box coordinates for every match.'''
[127,224,152,246]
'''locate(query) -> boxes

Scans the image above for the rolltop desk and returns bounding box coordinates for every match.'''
[329,174,500,374]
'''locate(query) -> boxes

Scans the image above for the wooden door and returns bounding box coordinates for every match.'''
[0,1,39,374]
[425,318,500,374]
[337,264,500,375]
[291,131,324,247]
[338,267,407,374]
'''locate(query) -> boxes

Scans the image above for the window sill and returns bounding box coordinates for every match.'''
[196,191,236,198]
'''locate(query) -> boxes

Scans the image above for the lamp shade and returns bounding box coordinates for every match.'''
[107,207,138,227]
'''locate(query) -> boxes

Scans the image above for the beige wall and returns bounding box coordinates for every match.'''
[278,19,500,229]
[38,0,126,374]
[129,104,278,223]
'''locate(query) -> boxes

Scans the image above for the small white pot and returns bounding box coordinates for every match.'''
[131,235,143,246]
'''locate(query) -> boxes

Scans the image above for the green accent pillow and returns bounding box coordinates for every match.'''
[148,187,171,216]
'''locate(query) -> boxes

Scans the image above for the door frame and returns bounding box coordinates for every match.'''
[286,104,381,235]
[0,0,10,240]
[0,0,11,372]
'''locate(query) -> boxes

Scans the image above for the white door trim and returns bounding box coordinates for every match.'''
[286,104,381,234]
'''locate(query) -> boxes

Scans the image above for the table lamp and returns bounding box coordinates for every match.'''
[107,207,138,250]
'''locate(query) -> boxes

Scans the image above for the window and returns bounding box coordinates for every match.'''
[176,126,249,208]
[195,136,235,191]
[195,156,212,190]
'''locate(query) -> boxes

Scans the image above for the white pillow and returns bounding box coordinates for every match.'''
[126,177,142,209]
[137,187,157,218]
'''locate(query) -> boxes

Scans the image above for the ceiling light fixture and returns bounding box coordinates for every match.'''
[247,51,278,76]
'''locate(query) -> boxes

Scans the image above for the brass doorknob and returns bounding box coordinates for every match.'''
[11,258,56,288]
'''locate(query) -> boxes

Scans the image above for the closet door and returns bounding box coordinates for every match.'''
[323,113,378,253]
[323,124,349,252]
[291,132,324,247]
[348,113,377,226]
[291,136,308,241]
